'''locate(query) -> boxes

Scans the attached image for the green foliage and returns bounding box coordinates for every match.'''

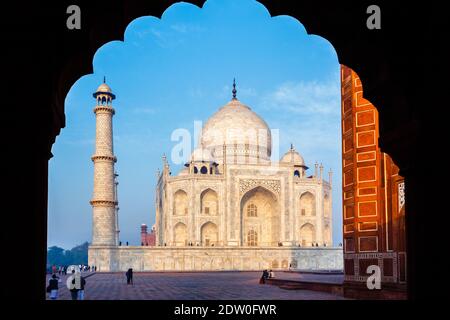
[47,242,89,266]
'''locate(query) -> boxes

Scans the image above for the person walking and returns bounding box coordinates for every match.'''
[259,270,267,284]
[125,268,133,285]
[47,274,59,300]
[78,274,86,300]
[263,269,269,281]
[69,270,79,300]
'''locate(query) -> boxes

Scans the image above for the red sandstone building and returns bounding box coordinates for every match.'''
[141,224,156,246]
[341,65,406,299]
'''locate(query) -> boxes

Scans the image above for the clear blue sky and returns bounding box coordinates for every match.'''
[48,0,342,249]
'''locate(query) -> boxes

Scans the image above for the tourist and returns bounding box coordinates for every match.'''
[47,274,59,300]
[259,271,266,284]
[78,274,86,300]
[126,268,133,285]
[269,269,275,278]
[263,269,269,280]
[69,270,79,300]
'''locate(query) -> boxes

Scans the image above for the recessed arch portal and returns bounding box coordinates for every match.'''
[324,194,331,218]
[200,222,218,246]
[200,188,218,215]
[240,186,279,246]
[173,222,187,246]
[324,224,331,246]
[299,191,315,217]
[173,189,188,216]
[299,223,316,247]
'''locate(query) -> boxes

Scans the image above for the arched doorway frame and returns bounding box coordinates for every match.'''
[8,0,436,300]
[240,185,279,246]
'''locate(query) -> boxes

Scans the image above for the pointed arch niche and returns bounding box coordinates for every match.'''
[200,189,218,216]
[240,186,279,247]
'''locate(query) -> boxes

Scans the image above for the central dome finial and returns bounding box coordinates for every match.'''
[232,78,237,100]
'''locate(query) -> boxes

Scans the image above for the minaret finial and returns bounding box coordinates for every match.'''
[232,78,237,100]
[290,143,294,150]
[103,76,106,83]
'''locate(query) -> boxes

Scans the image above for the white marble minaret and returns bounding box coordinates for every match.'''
[90,78,118,246]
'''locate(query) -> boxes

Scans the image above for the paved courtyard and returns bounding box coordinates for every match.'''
[46,271,345,300]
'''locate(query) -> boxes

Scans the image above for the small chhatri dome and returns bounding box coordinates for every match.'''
[280,144,307,167]
[93,76,116,99]
[96,83,112,93]
[190,147,215,163]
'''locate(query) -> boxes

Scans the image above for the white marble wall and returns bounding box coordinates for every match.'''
[157,162,332,247]
[89,246,343,272]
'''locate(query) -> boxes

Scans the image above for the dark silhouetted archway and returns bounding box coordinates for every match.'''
[3,0,448,300]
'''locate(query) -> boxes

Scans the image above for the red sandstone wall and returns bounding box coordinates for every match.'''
[141,227,156,246]
[341,65,406,297]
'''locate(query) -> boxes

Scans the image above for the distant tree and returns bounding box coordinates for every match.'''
[47,242,89,266]
[47,246,66,266]
[67,242,89,265]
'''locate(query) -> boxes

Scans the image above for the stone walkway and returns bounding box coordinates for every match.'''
[273,271,344,284]
[45,271,346,300]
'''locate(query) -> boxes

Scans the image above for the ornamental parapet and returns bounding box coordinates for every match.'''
[90,200,118,207]
[93,106,115,115]
[91,155,117,162]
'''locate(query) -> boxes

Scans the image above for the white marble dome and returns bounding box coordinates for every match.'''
[280,146,306,167]
[96,83,112,93]
[200,98,271,162]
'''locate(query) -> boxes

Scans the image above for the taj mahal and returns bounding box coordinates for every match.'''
[88,79,343,272]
